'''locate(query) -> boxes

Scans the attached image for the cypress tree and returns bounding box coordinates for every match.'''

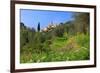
[37,22,40,32]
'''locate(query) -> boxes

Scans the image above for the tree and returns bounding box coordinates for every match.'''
[20,22,29,52]
[20,22,26,29]
[37,22,40,32]
[53,25,64,37]
[31,27,36,32]
[63,21,75,35]
[73,13,90,34]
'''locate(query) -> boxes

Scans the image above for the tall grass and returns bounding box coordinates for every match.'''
[20,33,90,63]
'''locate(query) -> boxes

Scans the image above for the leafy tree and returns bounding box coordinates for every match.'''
[73,13,90,34]
[20,22,26,29]
[53,24,64,37]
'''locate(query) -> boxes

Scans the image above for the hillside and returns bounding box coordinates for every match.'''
[20,13,90,63]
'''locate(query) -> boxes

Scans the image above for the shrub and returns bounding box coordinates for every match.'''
[63,37,80,52]
[75,33,90,49]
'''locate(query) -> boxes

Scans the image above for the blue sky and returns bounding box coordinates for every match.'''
[20,9,74,30]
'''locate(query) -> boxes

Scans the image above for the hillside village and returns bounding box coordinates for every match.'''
[42,22,57,32]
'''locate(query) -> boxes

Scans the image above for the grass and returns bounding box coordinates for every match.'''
[50,37,68,50]
[20,33,90,63]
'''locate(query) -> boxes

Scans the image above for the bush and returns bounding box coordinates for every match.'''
[75,33,90,49]
[64,37,80,51]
